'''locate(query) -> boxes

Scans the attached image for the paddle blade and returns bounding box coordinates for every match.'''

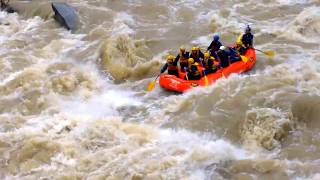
[147,81,156,91]
[263,50,275,57]
[240,55,248,63]
[204,76,209,87]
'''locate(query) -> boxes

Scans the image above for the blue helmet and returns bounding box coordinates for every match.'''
[213,34,220,41]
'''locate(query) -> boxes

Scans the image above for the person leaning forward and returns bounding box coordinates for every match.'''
[203,52,218,75]
[185,58,201,80]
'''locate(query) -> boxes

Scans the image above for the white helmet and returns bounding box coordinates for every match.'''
[219,46,226,50]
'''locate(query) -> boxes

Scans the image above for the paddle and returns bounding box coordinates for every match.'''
[184,67,189,80]
[147,74,160,91]
[237,33,275,57]
[254,48,275,57]
[240,55,248,63]
[200,59,209,87]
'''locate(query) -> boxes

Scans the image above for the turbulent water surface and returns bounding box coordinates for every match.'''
[1,0,320,179]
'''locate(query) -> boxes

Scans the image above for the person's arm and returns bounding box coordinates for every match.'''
[229,48,238,56]
[174,54,180,64]
[199,51,204,61]
[207,41,214,51]
[160,63,168,73]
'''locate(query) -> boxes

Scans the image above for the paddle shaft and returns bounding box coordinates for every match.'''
[154,74,160,82]
[200,59,207,77]
[200,59,209,86]
[254,48,272,54]
[254,48,264,53]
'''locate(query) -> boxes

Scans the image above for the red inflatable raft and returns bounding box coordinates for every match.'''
[159,48,256,92]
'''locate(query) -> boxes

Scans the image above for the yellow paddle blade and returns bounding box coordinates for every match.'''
[204,76,209,87]
[240,55,248,63]
[147,81,156,91]
[263,50,275,57]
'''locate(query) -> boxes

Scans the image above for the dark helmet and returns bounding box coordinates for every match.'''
[245,25,251,33]
[213,34,220,41]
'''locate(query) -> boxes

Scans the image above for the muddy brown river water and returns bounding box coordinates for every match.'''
[0,0,320,179]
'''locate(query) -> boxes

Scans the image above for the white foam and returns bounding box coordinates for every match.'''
[158,129,252,161]
[58,89,142,119]
[111,12,135,35]
[276,0,308,5]
[281,6,320,43]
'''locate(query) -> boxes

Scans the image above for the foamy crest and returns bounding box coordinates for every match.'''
[281,6,320,43]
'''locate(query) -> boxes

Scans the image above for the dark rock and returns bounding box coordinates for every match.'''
[51,2,78,32]
[1,0,16,13]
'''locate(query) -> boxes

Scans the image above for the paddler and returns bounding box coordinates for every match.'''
[175,46,189,72]
[189,46,204,63]
[202,52,218,74]
[217,46,230,68]
[235,37,246,55]
[207,34,222,59]
[160,55,179,77]
[207,34,222,52]
[241,25,254,49]
[185,58,201,80]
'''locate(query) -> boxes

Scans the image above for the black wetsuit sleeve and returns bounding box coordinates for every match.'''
[174,54,180,64]
[160,63,168,73]
[229,48,237,55]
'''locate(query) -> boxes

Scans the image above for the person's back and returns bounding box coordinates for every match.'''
[217,46,230,68]
[207,34,222,52]
[242,25,254,48]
